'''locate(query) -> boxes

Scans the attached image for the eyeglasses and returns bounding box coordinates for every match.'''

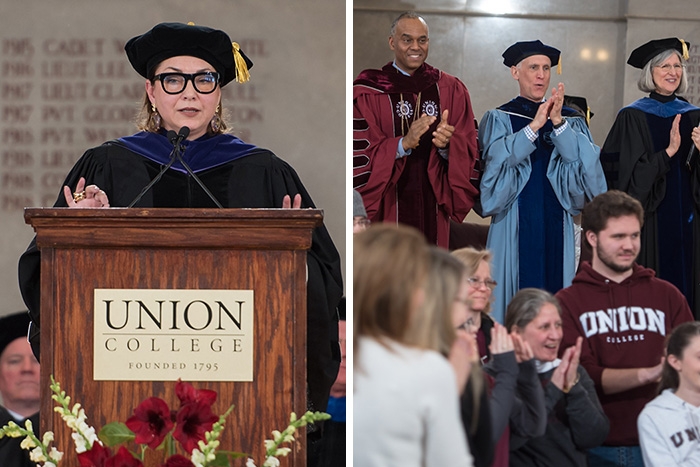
[655,64,686,73]
[467,277,497,290]
[353,217,371,228]
[152,72,221,94]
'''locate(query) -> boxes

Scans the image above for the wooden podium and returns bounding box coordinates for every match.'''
[25,207,322,466]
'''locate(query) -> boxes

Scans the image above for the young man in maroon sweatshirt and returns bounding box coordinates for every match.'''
[556,190,693,467]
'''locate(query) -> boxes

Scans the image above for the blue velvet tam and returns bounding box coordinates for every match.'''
[627,37,691,69]
[502,40,561,67]
[124,22,253,86]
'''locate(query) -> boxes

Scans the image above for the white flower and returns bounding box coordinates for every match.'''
[44,463,56,467]
[72,432,89,453]
[246,458,258,467]
[23,419,33,432]
[48,447,64,462]
[264,439,276,451]
[191,449,206,467]
[20,435,36,450]
[29,446,47,463]
[275,447,291,457]
[42,431,55,445]
[263,457,280,467]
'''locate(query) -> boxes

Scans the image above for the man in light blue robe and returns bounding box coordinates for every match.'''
[479,40,607,323]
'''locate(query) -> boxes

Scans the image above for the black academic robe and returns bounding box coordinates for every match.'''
[18,132,344,413]
[0,407,39,467]
[600,92,700,318]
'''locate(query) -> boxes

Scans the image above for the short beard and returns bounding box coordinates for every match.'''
[596,248,637,274]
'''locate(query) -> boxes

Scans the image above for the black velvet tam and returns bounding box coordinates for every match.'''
[0,312,29,357]
[627,37,690,69]
[124,22,253,86]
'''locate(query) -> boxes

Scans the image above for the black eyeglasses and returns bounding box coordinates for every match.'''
[152,72,220,95]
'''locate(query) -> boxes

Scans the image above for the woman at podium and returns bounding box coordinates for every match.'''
[17,22,344,445]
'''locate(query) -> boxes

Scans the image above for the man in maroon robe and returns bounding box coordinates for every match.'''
[353,11,479,247]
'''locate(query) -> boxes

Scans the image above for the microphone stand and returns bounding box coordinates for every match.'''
[172,150,224,208]
[127,128,189,208]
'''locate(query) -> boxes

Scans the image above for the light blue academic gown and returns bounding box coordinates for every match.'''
[479,101,607,323]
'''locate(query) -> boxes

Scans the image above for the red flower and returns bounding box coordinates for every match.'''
[78,443,112,467]
[126,397,174,449]
[173,400,218,453]
[105,447,144,467]
[162,454,195,467]
[175,380,217,407]
[78,445,144,467]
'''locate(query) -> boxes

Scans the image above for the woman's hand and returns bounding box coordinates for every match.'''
[282,193,302,209]
[692,125,700,152]
[551,336,582,392]
[63,177,110,208]
[511,331,534,363]
[489,322,514,356]
[666,114,681,157]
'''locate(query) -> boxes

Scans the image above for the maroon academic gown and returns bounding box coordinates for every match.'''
[353,62,479,247]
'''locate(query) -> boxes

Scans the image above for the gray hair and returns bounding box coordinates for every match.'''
[637,49,688,94]
[505,288,561,332]
[389,11,428,37]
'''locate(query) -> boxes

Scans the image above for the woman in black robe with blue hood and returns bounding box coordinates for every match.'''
[17,23,344,445]
[600,37,700,319]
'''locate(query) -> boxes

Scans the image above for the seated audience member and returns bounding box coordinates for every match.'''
[638,321,700,465]
[506,288,609,466]
[353,189,370,234]
[451,247,497,362]
[0,312,40,467]
[354,224,474,467]
[556,190,693,467]
[426,247,489,466]
[451,247,546,467]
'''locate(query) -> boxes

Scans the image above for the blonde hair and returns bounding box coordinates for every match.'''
[423,247,485,434]
[354,224,431,347]
[415,247,463,355]
[451,247,494,315]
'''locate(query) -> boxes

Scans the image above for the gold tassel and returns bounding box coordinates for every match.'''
[232,42,250,83]
[586,106,591,126]
[680,38,690,61]
[557,55,562,75]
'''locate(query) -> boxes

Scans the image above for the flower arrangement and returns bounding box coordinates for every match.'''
[0,376,329,467]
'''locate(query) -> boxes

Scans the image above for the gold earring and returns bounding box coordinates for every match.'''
[210,104,222,132]
[150,104,161,130]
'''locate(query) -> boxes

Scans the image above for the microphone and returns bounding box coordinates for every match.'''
[168,126,190,146]
[127,126,190,208]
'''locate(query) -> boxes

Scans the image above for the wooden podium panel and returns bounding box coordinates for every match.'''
[25,208,322,466]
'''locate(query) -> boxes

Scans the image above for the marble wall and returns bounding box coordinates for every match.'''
[353,0,700,222]
[0,0,346,313]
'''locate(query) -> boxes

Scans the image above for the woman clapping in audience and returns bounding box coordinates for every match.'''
[506,288,609,467]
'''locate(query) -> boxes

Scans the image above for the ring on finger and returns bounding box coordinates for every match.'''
[73,191,86,202]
